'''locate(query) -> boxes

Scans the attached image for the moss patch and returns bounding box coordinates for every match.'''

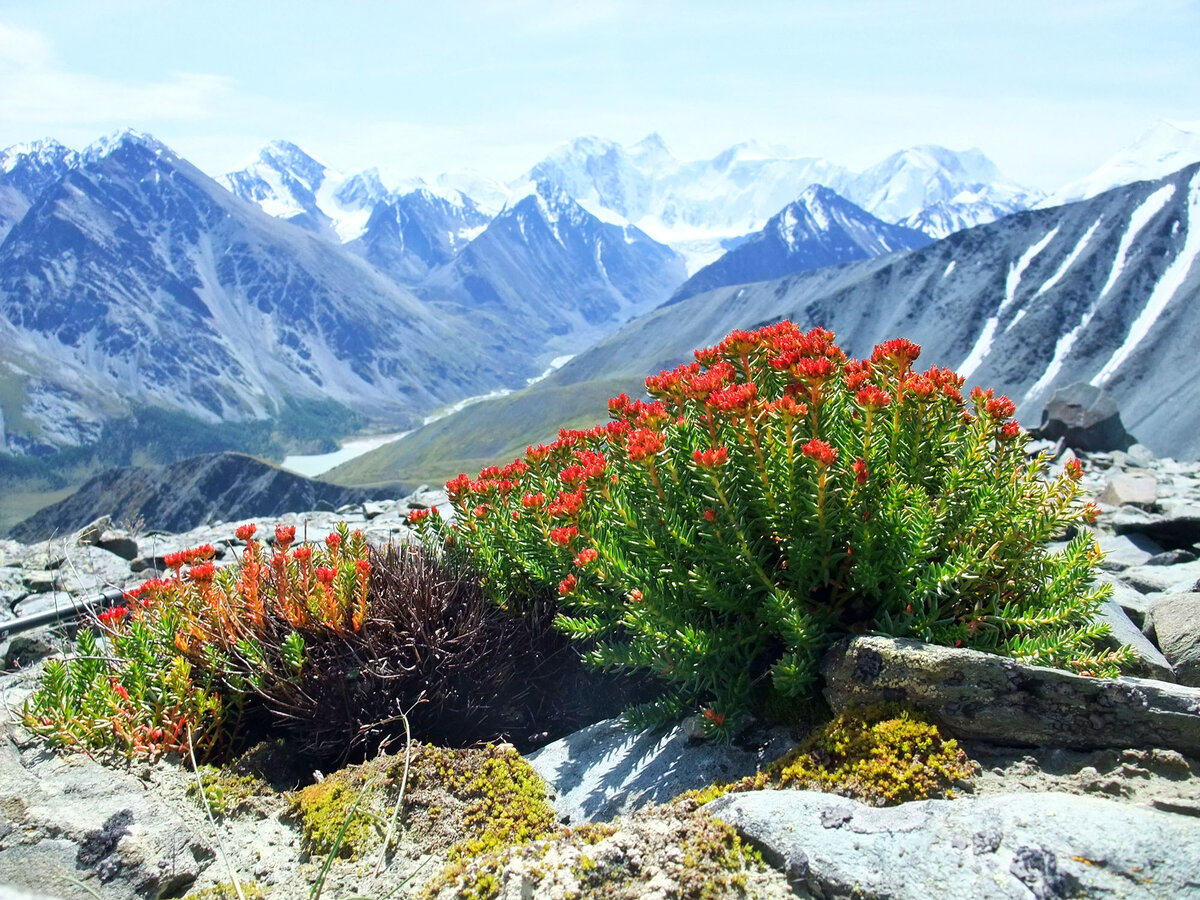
[422,802,790,900]
[186,882,265,900]
[686,703,979,806]
[290,743,557,863]
[187,765,274,818]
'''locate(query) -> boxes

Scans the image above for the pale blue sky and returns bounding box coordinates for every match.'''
[0,0,1196,189]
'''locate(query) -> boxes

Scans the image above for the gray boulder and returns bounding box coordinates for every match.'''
[1033,382,1135,452]
[1146,593,1200,687]
[1099,471,1159,508]
[706,789,1200,900]
[525,717,794,826]
[821,636,1200,755]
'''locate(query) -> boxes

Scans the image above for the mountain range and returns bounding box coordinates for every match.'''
[327,158,1200,488]
[2,121,1199,507]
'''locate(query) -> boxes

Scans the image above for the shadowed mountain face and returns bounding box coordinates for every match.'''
[417,183,686,361]
[8,452,394,541]
[0,133,528,456]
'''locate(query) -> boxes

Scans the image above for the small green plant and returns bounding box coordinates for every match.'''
[417,322,1127,736]
[685,704,978,806]
[25,522,372,760]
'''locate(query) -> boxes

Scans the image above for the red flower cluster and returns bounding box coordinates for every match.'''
[853,458,870,485]
[856,385,892,409]
[315,567,336,585]
[408,507,434,524]
[549,487,586,519]
[549,525,579,547]
[558,573,577,596]
[693,446,729,469]
[98,605,129,628]
[573,548,599,567]
[1065,458,1084,481]
[627,428,666,462]
[235,523,257,541]
[871,337,921,369]
[164,544,215,570]
[801,439,838,468]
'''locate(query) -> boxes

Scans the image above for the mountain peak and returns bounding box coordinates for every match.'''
[82,129,170,163]
[0,138,76,174]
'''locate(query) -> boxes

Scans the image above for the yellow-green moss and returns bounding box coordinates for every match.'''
[187,765,273,818]
[186,882,265,900]
[684,703,978,807]
[291,743,557,867]
[423,804,773,900]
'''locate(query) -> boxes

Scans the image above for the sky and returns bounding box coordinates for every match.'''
[0,0,1197,191]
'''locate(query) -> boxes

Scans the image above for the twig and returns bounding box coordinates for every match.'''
[187,725,247,900]
[372,707,414,881]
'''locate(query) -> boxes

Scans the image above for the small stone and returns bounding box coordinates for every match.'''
[1145,593,1200,687]
[74,515,113,546]
[96,533,139,561]
[1126,444,1157,467]
[1146,548,1198,566]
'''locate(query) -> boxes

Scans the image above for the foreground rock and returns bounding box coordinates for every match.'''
[707,789,1200,900]
[8,452,402,542]
[821,636,1200,755]
[526,716,794,825]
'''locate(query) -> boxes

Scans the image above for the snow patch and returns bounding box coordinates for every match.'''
[1098,184,1176,300]
[957,315,999,381]
[1000,226,1060,315]
[1094,168,1200,385]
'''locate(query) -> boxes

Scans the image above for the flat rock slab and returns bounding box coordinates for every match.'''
[525,717,794,826]
[706,789,1200,900]
[821,636,1200,755]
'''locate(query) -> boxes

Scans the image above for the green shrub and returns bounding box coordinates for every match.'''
[417,322,1127,736]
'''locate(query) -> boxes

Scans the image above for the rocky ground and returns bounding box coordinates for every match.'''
[0,446,1199,899]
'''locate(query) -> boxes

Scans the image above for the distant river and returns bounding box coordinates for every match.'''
[280,432,409,478]
[280,354,575,478]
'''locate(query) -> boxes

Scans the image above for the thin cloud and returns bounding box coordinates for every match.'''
[0,21,232,128]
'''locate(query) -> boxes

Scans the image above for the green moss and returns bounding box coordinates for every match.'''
[423,804,772,900]
[186,882,265,900]
[292,768,379,860]
[685,704,979,807]
[291,743,557,868]
[187,765,272,818]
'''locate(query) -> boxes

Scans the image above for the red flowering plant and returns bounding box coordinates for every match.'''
[25,522,372,760]
[414,322,1127,737]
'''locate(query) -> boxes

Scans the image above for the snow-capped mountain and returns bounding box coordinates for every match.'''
[221,142,505,247]
[0,131,523,455]
[514,135,1041,270]
[346,188,490,286]
[220,141,391,241]
[543,161,1200,460]
[0,139,79,241]
[668,185,931,305]
[1043,120,1200,208]
[418,181,686,360]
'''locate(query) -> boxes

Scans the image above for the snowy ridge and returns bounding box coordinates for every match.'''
[1093,167,1200,385]
[1043,120,1200,208]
